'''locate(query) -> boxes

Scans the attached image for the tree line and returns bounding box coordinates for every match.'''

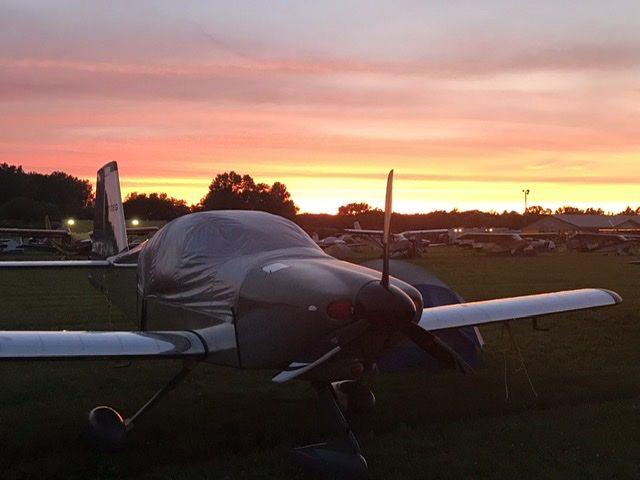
[0,163,93,226]
[1,163,638,230]
[0,164,298,226]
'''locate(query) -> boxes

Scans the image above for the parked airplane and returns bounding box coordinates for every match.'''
[453,231,555,256]
[0,238,24,254]
[567,232,638,255]
[344,222,449,257]
[0,163,622,477]
[311,231,372,260]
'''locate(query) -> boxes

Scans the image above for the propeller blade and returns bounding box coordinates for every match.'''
[401,322,475,374]
[382,170,394,288]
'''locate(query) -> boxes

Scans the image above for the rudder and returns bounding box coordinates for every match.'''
[92,161,128,259]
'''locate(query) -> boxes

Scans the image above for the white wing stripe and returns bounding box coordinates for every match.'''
[419,288,621,331]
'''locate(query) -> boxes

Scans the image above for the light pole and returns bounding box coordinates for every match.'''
[522,189,530,212]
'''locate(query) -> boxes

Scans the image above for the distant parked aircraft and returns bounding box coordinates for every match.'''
[344,222,449,257]
[453,231,555,256]
[567,233,638,255]
[0,221,157,257]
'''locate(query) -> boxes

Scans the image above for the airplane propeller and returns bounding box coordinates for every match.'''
[276,169,473,384]
[381,170,393,288]
[363,170,474,373]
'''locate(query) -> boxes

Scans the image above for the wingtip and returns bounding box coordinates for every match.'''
[272,372,289,384]
[600,288,623,304]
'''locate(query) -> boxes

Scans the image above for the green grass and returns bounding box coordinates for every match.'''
[1,249,639,479]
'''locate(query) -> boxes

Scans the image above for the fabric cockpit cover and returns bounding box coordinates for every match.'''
[138,211,324,323]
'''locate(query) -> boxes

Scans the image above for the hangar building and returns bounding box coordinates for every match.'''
[523,214,640,234]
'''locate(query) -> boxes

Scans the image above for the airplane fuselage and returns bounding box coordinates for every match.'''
[94,211,422,379]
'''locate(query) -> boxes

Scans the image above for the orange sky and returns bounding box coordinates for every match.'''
[1,2,639,213]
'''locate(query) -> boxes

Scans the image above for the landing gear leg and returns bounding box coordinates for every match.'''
[292,382,368,478]
[84,359,198,451]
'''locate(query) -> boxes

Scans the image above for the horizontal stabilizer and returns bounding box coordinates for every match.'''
[420,288,621,331]
[0,331,206,360]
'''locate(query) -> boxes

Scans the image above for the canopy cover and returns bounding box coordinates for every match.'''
[138,211,325,322]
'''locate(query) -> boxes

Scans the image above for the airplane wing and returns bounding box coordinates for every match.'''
[0,260,135,268]
[0,260,113,268]
[0,228,71,239]
[401,229,449,235]
[344,228,384,236]
[0,330,206,360]
[419,288,621,331]
[273,289,621,382]
[344,228,449,236]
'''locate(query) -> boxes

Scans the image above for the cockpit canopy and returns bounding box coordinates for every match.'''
[138,211,325,322]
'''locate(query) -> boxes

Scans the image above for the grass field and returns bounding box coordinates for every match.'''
[1,248,639,479]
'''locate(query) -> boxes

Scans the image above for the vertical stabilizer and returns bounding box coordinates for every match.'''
[92,162,128,259]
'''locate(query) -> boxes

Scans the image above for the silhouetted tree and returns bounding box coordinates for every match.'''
[0,197,60,224]
[0,164,28,205]
[617,206,636,215]
[337,202,379,216]
[525,205,552,215]
[584,207,605,215]
[200,171,298,219]
[0,164,92,222]
[554,206,585,214]
[31,171,92,217]
[124,192,190,220]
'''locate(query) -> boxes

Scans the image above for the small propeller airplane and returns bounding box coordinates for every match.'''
[0,162,623,477]
[345,222,449,257]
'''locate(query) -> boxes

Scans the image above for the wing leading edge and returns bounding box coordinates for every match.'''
[0,331,206,360]
[419,288,621,331]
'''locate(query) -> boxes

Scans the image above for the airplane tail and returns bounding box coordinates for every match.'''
[353,221,362,230]
[92,162,128,259]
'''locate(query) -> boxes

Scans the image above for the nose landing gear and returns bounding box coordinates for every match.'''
[292,381,375,478]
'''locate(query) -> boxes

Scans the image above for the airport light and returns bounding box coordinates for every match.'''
[131,219,140,226]
[66,218,75,227]
[522,189,530,212]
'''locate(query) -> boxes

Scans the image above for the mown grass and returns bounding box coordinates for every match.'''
[1,248,639,479]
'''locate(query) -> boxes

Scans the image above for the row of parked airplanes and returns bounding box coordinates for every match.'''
[2,219,638,260]
[314,225,640,259]
[0,221,157,257]
[0,162,630,477]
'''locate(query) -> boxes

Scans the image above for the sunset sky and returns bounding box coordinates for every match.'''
[1,1,639,213]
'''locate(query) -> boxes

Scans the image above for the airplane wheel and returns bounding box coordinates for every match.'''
[84,406,127,452]
[332,380,376,415]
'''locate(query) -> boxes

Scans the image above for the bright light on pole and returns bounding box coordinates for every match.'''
[66,218,75,227]
[131,219,140,226]
[522,189,530,212]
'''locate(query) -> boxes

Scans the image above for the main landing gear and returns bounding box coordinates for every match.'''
[292,380,375,478]
[83,359,197,451]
